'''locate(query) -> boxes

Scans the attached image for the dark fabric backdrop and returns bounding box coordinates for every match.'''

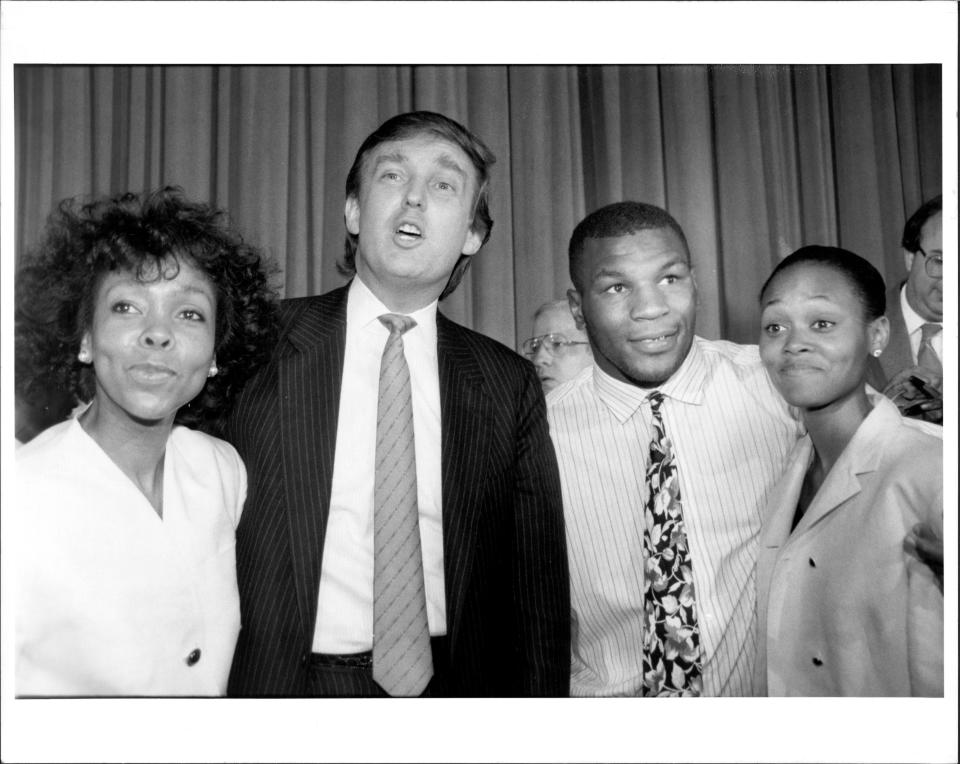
[15,64,941,348]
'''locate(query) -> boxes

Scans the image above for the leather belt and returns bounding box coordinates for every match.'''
[310,651,373,669]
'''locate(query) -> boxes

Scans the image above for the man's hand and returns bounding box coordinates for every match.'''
[883,367,942,424]
[904,522,943,591]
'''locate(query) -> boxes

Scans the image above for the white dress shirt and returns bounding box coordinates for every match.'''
[900,285,943,363]
[547,337,803,696]
[312,276,446,653]
[15,418,245,696]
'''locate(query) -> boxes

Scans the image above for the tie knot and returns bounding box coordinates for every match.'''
[379,313,417,337]
[647,391,665,413]
[920,323,941,342]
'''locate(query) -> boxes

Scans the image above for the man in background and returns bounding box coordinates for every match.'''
[868,195,943,424]
[223,111,569,697]
[547,201,802,696]
[522,299,593,393]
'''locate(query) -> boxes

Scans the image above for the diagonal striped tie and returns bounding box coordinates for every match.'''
[372,313,433,697]
[917,323,942,377]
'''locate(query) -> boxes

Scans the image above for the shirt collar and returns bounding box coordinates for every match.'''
[348,275,438,351]
[592,336,707,423]
[899,283,940,337]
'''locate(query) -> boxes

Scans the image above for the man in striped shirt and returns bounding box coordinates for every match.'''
[546,201,803,696]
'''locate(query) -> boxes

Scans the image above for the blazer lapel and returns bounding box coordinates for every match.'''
[437,314,492,655]
[278,286,348,643]
[760,438,813,551]
[792,406,888,535]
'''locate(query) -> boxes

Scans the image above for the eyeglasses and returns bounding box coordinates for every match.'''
[521,333,589,358]
[917,247,943,279]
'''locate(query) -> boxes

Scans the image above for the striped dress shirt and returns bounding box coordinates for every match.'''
[547,337,802,696]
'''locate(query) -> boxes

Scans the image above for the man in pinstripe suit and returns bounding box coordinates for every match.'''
[221,112,570,696]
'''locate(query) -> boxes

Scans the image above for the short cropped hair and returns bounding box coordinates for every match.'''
[568,201,690,290]
[15,186,279,430]
[759,245,886,321]
[901,195,942,253]
[341,111,496,299]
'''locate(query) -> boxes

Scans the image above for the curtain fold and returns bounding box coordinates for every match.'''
[15,64,941,347]
[507,66,586,345]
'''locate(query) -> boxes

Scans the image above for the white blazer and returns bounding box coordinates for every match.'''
[754,394,942,696]
[15,418,245,696]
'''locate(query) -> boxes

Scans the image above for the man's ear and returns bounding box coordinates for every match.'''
[344,195,360,236]
[903,248,915,275]
[567,288,586,330]
[461,227,483,257]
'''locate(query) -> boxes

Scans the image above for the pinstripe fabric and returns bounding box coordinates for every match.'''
[547,337,803,696]
[222,284,570,696]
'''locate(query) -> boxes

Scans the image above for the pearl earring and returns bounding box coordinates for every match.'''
[873,349,882,358]
[78,349,91,364]
[208,361,218,378]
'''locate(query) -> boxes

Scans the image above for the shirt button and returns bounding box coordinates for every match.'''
[186,648,201,666]
[812,656,823,667]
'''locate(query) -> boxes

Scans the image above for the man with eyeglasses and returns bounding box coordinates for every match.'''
[868,195,943,425]
[523,300,593,393]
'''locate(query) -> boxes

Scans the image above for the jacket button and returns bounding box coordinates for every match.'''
[301,653,309,666]
[812,656,823,666]
[808,558,816,567]
[186,648,201,666]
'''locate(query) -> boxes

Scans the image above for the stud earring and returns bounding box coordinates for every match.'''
[78,349,91,364]
[208,361,218,378]
[873,349,882,358]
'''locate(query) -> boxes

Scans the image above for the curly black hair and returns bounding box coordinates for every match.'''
[15,186,279,431]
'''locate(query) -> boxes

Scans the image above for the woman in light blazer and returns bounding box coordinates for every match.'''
[753,246,942,696]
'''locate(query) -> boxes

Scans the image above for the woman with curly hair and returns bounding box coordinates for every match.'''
[14,186,278,696]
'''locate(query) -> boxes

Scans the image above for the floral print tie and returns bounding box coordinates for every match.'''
[641,392,703,696]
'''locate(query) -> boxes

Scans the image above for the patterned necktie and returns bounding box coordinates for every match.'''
[917,323,942,376]
[372,313,433,697]
[641,392,703,696]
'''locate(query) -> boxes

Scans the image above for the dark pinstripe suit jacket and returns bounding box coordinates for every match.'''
[222,284,571,696]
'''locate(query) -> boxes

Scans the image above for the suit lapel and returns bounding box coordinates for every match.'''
[760,438,813,551]
[792,405,888,535]
[437,314,492,654]
[793,457,862,533]
[278,286,348,643]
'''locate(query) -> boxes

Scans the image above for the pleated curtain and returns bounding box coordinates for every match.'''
[15,64,941,347]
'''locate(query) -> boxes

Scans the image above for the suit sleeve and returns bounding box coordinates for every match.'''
[510,363,571,695]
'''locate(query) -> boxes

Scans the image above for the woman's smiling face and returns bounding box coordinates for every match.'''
[759,262,886,411]
[80,257,217,427]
